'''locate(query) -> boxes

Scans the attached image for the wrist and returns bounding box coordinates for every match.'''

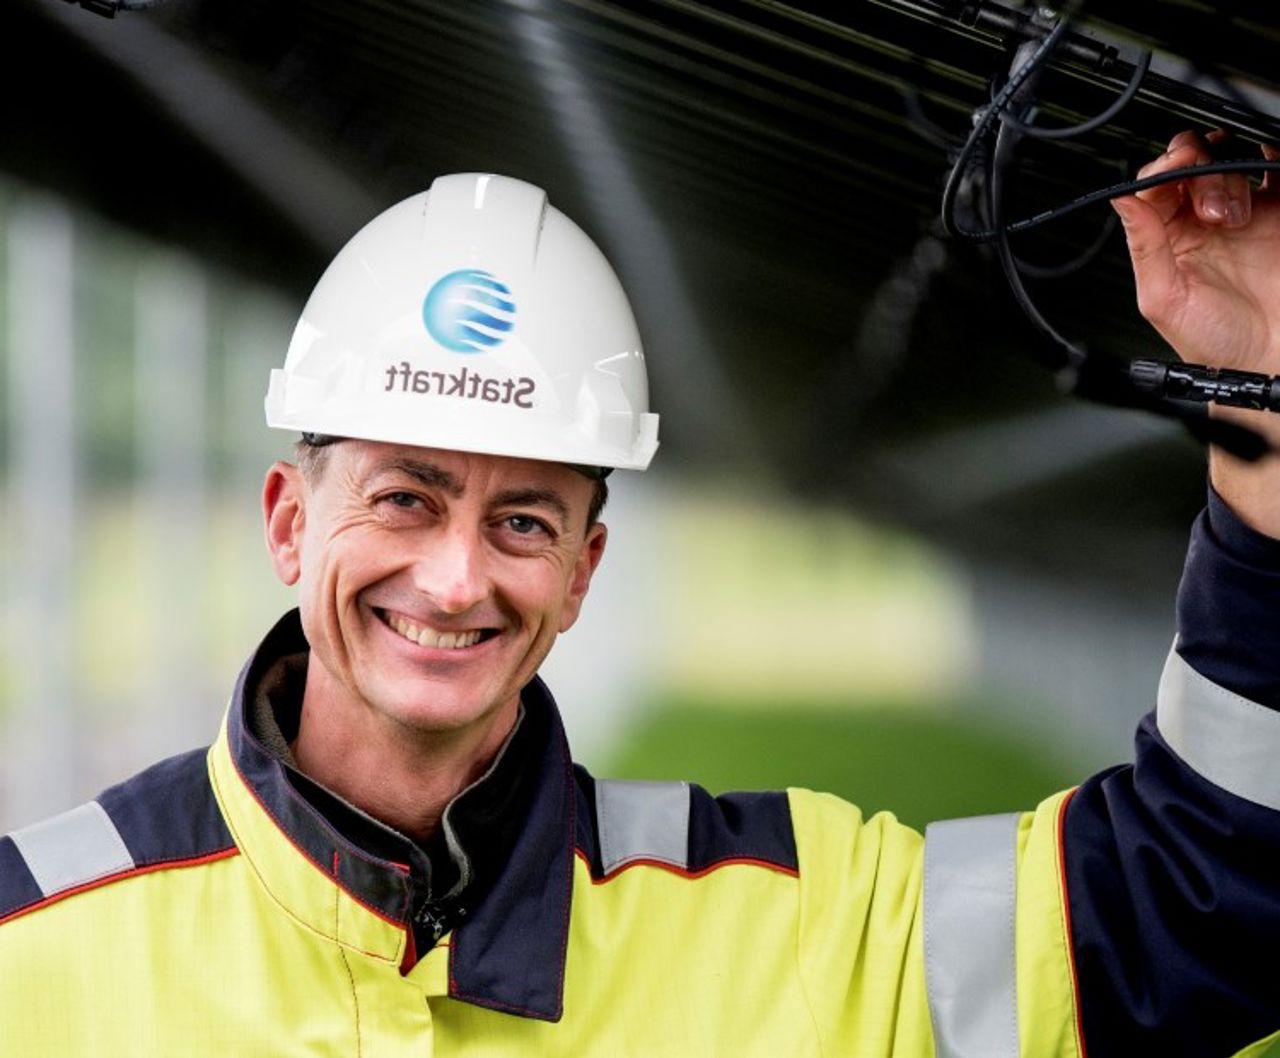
[1208,405,1280,541]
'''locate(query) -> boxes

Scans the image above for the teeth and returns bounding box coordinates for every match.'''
[383,612,484,650]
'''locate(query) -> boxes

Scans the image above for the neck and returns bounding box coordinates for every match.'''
[289,665,520,844]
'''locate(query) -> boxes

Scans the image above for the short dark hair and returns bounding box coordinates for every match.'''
[293,437,609,527]
[294,438,334,484]
[586,475,609,527]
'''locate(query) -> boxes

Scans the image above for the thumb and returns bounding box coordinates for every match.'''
[1112,195,1180,320]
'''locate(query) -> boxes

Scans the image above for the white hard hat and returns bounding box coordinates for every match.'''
[265,173,659,472]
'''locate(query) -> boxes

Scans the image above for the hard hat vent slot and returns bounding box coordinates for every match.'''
[576,374,634,450]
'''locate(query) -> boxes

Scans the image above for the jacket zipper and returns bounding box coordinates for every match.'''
[415,903,448,944]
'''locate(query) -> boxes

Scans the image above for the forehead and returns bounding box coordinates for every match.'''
[336,441,590,500]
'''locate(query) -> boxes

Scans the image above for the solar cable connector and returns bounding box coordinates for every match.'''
[60,0,165,17]
[61,0,120,16]
[1129,359,1280,412]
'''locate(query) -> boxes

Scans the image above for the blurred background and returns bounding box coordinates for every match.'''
[2,0,1277,832]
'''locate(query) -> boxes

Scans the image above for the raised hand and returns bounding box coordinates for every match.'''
[1112,130,1280,376]
[1113,130,1280,535]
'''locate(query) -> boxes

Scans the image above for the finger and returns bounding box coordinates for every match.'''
[1166,128,1206,155]
[1262,143,1279,193]
[1111,193,1182,326]
[1205,129,1252,227]
[1130,131,1213,222]
[1111,193,1177,327]
[1220,170,1252,226]
[1133,142,1198,223]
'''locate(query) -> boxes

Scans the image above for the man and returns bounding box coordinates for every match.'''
[1,139,1278,1056]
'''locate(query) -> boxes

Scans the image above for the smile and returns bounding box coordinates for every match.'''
[374,608,496,650]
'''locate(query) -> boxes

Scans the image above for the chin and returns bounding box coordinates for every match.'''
[366,675,508,734]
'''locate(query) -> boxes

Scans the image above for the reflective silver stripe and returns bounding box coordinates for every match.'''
[8,800,134,897]
[595,779,689,875]
[1157,644,1280,812]
[923,812,1021,1058]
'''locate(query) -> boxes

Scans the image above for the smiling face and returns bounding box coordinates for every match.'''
[262,441,607,741]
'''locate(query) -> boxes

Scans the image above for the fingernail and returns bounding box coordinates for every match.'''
[1203,191,1228,220]
[1226,198,1248,227]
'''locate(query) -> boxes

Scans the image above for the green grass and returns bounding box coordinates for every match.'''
[603,697,1085,832]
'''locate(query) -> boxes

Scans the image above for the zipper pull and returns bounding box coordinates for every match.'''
[414,903,447,943]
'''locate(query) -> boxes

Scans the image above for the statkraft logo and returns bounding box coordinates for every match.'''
[422,269,516,353]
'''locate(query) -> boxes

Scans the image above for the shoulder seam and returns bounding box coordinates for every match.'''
[0,845,238,929]
[574,846,797,884]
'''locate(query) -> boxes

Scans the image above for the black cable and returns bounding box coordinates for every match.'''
[997,49,1152,141]
[1014,209,1117,279]
[956,12,1278,459]
[940,15,1072,239]
[986,43,1082,370]
[938,17,1280,245]
[1008,157,1126,280]
[989,141,1270,457]
[991,138,1079,368]
[974,31,1135,276]
[948,158,1280,243]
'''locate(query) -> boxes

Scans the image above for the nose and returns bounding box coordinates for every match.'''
[410,522,491,616]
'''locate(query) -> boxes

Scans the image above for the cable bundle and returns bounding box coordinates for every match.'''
[938,8,1280,457]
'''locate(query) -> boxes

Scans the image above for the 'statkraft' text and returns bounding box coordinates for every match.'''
[384,361,535,408]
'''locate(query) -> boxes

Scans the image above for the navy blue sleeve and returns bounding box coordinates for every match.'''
[0,836,43,922]
[1175,485,1280,709]
[1063,488,1280,1058]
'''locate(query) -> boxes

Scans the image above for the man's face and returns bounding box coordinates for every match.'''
[263,441,606,736]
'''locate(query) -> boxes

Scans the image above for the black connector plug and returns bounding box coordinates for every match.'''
[1130,359,1280,412]
[61,0,119,17]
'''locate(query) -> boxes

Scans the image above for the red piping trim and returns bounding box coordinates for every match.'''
[399,930,419,976]
[0,846,240,928]
[222,739,408,931]
[574,847,799,884]
[1056,788,1089,1058]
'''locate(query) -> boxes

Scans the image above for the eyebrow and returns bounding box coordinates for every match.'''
[491,487,571,530]
[369,461,572,529]
[375,459,465,497]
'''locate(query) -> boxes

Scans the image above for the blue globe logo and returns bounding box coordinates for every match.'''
[422,269,516,353]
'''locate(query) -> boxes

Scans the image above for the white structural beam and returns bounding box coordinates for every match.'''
[5,198,78,829]
[134,252,210,754]
[36,0,379,251]
[506,0,753,461]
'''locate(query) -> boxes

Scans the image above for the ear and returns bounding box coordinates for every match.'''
[263,461,306,587]
[559,522,608,633]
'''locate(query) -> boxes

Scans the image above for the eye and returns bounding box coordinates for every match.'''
[379,491,424,510]
[505,514,549,536]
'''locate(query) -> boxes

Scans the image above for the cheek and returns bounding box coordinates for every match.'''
[505,558,578,634]
[300,529,401,613]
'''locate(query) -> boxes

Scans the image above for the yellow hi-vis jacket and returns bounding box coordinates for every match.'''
[2,607,1279,1058]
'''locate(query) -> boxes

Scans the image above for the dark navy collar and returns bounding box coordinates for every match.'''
[227,610,574,1020]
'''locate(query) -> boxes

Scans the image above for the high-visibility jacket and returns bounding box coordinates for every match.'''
[2,498,1279,1057]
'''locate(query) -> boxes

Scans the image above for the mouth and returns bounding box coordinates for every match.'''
[373,607,501,651]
